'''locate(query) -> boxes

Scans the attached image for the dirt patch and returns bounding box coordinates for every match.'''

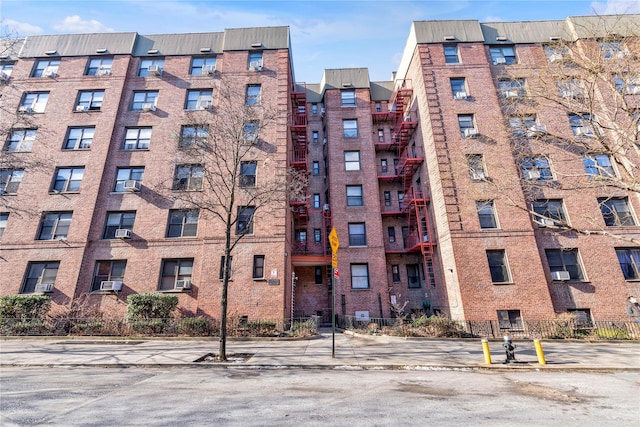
[194,353,254,363]
[510,381,583,403]
[395,381,458,397]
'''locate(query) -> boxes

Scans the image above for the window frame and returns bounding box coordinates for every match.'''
[458,114,476,138]
[598,197,636,227]
[138,58,165,77]
[114,167,144,192]
[75,89,105,111]
[64,127,94,150]
[179,125,208,148]
[32,59,60,77]
[344,151,361,171]
[20,92,49,113]
[340,90,356,107]
[467,154,486,181]
[497,310,523,330]
[476,200,498,229]
[348,222,367,246]
[350,263,370,289]
[103,211,136,239]
[253,255,265,279]
[131,91,158,111]
[167,209,199,238]
[37,211,72,240]
[342,119,358,138]
[532,199,566,227]
[173,165,203,191]
[489,45,517,65]
[407,264,421,289]
[0,212,8,240]
[91,260,126,292]
[160,258,194,291]
[236,206,256,235]
[86,57,113,76]
[583,154,615,178]
[450,77,467,98]
[190,56,217,75]
[123,127,152,150]
[346,185,363,206]
[5,129,36,152]
[444,45,460,64]
[520,156,553,180]
[616,248,640,280]
[246,84,261,106]
[51,167,84,193]
[185,89,213,110]
[545,248,585,282]
[21,261,60,294]
[486,249,511,283]
[240,161,257,187]
[0,169,24,194]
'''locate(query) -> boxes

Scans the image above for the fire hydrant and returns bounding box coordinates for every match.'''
[503,336,516,364]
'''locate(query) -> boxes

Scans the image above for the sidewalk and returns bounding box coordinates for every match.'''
[1,331,638,370]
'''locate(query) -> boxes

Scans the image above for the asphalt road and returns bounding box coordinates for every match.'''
[1,367,638,426]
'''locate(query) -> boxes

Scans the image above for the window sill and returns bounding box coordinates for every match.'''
[252,278,267,282]
[90,290,120,295]
[351,288,371,291]
[492,282,514,285]
[49,191,80,195]
[157,289,190,293]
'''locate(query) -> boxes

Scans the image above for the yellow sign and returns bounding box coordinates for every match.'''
[329,228,340,253]
[332,252,338,268]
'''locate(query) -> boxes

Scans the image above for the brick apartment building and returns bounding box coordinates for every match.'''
[2,15,639,327]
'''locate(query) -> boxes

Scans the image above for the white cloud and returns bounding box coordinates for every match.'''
[591,0,640,14]
[483,16,504,23]
[53,15,114,33]
[1,19,44,36]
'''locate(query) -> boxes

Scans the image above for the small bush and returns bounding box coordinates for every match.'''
[593,328,629,339]
[0,295,51,321]
[129,320,168,335]
[126,293,178,321]
[4,320,48,335]
[291,319,317,337]
[177,317,213,336]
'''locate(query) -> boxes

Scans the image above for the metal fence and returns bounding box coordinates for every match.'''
[336,315,640,340]
[0,316,319,338]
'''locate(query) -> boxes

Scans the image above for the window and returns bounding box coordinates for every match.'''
[313,194,321,209]
[311,104,318,115]
[486,250,510,283]
[407,264,421,288]
[450,78,467,98]
[132,91,158,111]
[377,129,385,142]
[532,199,566,227]
[614,74,640,95]
[467,154,486,180]
[0,61,14,77]
[190,57,217,75]
[598,197,635,226]
[341,90,356,106]
[387,226,396,243]
[21,262,59,294]
[351,264,369,289]
[19,92,49,113]
[498,78,525,98]
[240,161,257,187]
[444,45,460,64]
[381,159,389,173]
[477,200,498,229]
[312,131,319,143]
[32,59,60,77]
[0,212,8,239]
[398,191,404,210]
[179,125,208,148]
[314,266,323,284]
[64,127,94,150]
[344,151,360,171]
[497,310,523,330]
[167,209,199,238]
[583,154,615,178]
[295,229,307,243]
[253,255,265,279]
[185,89,213,110]
[545,249,584,281]
[103,211,136,239]
[76,90,104,111]
[557,78,584,98]
[348,222,366,246]
[243,121,259,144]
[246,85,261,106]
[138,58,164,77]
[544,45,569,63]
[236,206,255,235]
[37,212,72,240]
[458,114,476,138]
[343,119,358,138]
[567,309,594,328]
[314,228,321,244]
[489,45,516,65]
[616,248,640,280]
[520,156,552,180]
[91,260,126,292]
[600,40,626,60]
[160,258,193,290]
[391,265,400,282]
[248,52,263,69]
[569,113,595,137]
[384,191,392,207]
[5,129,36,152]
[0,169,24,194]
[509,115,537,137]
[52,167,84,193]
[124,127,152,150]
[312,161,320,175]
[173,165,203,191]
[219,256,233,280]
[86,57,113,76]
[346,185,363,206]
[114,167,144,192]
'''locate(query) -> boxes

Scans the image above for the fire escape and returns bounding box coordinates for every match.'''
[389,80,436,273]
[290,83,308,254]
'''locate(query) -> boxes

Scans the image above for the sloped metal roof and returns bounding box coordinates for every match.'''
[0,38,25,60]
[19,33,138,57]
[320,68,370,91]
[370,81,393,101]
[305,83,323,103]
[481,21,568,44]
[567,14,640,39]
[412,20,485,43]
[222,26,290,51]
[132,32,224,56]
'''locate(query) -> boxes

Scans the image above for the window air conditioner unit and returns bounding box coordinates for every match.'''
[624,86,640,95]
[548,53,564,63]
[75,105,87,112]
[551,271,571,281]
[471,170,486,180]
[115,228,132,239]
[494,57,507,64]
[575,126,592,136]
[42,67,57,78]
[96,67,111,76]
[463,128,478,138]
[202,64,216,75]
[141,103,156,112]
[249,61,262,71]
[197,100,212,110]
[123,180,141,192]
[147,64,162,76]
[503,90,520,98]
[0,71,9,82]
[525,169,541,179]
[454,91,468,100]
[562,90,576,98]
[100,280,123,291]
[35,283,54,293]
[537,218,556,227]
[18,105,34,113]
[616,50,629,59]
[175,279,192,290]
[323,204,330,211]
[527,124,548,137]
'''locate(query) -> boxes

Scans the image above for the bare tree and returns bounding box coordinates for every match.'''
[155,77,306,361]
[484,15,640,244]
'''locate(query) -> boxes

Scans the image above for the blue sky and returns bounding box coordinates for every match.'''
[1,0,639,83]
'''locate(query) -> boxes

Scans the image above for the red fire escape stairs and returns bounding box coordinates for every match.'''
[290,85,308,230]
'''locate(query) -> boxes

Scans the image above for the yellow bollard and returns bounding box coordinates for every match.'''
[534,339,546,365]
[481,338,492,364]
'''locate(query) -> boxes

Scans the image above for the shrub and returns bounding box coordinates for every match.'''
[177,317,213,336]
[290,319,317,337]
[126,293,178,321]
[0,295,51,321]
[129,319,169,335]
